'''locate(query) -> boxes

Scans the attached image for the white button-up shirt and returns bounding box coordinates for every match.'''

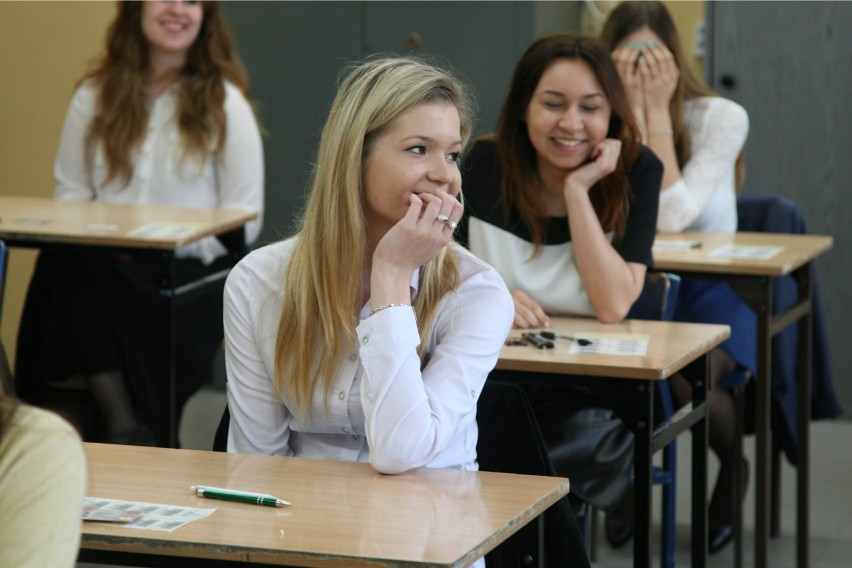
[53,80,264,263]
[224,238,514,474]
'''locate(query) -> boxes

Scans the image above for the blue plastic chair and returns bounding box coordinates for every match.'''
[582,272,681,567]
[627,271,749,568]
[0,240,12,396]
[626,271,682,568]
[0,239,7,323]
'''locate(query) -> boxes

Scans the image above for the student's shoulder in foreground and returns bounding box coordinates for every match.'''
[0,405,86,568]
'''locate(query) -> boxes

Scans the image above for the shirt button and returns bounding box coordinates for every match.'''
[338,391,345,400]
[470,389,476,398]
[361,336,368,345]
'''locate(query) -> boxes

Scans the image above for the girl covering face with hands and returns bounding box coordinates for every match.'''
[223,57,514,512]
[601,1,754,552]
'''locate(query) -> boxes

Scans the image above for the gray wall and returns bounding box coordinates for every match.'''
[222,1,582,244]
[707,2,852,417]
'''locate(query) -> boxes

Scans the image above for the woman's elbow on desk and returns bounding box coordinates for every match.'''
[369,456,413,475]
[367,430,437,474]
[593,301,632,324]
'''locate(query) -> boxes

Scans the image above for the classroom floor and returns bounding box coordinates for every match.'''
[80,385,852,568]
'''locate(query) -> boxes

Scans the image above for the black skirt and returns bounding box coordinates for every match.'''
[15,249,228,445]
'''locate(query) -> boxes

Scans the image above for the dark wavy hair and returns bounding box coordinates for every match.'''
[495,33,641,254]
[82,0,252,186]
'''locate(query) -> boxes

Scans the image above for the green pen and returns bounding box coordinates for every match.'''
[190,485,291,508]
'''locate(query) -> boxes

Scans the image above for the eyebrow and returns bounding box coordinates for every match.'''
[401,135,463,147]
[540,90,605,101]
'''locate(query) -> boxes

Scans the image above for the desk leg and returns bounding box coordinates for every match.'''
[795,264,813,568]
[729,275,773,568]
[753,277,773,568]
[160,252,179,448]
[632,381,654,568]
[682,356,709,568]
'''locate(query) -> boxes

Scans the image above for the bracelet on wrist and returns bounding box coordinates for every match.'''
[369,303,415,317]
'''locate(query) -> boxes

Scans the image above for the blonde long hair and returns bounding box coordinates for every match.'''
[274,57,475,419]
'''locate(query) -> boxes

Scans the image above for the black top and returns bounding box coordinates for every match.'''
[457,139,661,317]
[458,138,661,264]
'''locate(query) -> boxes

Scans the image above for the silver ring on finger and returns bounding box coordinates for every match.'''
[435,213,457,231]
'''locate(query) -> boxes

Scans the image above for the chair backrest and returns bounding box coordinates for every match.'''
[212,404,229,451]
[0,241,9,394]
[0,339,13,397]
[626,271,681,322]
[736,193,841,462]
[0,240,7,323]
[476,380,588,567]
[737,194,806,235]
[625,271,682,426]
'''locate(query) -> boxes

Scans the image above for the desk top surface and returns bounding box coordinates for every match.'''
[498,317,730,380]
[653,231,833,276]
[82,443,569,567]
[0,195,256,250]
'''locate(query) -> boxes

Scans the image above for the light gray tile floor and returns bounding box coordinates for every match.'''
[588,417,852,568]
[81,386,852,567]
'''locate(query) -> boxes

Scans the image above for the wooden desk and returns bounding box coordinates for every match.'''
[79,443,570,567]
[498,317,731,568]
[0,195,257,447]
[654,231,833,568]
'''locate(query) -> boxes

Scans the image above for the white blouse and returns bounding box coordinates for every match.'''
[53,80,264,263]
[469,218,601,318]
[224,239,514,474]
[656,96,749,233]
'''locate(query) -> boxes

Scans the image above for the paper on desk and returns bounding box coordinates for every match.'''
[567,333,649,356]
[83,497,215,532]
[709,244,783,260]
[128,222,204,239]
[652,239,702,253]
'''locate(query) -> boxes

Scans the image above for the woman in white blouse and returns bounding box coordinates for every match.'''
[223,56,513,491]
[602,1,754,553]
[15,0,264,446]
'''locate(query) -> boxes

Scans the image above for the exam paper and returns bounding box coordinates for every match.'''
[709,244,783,260]
[128,222,203,239]
[83,497,215,532]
